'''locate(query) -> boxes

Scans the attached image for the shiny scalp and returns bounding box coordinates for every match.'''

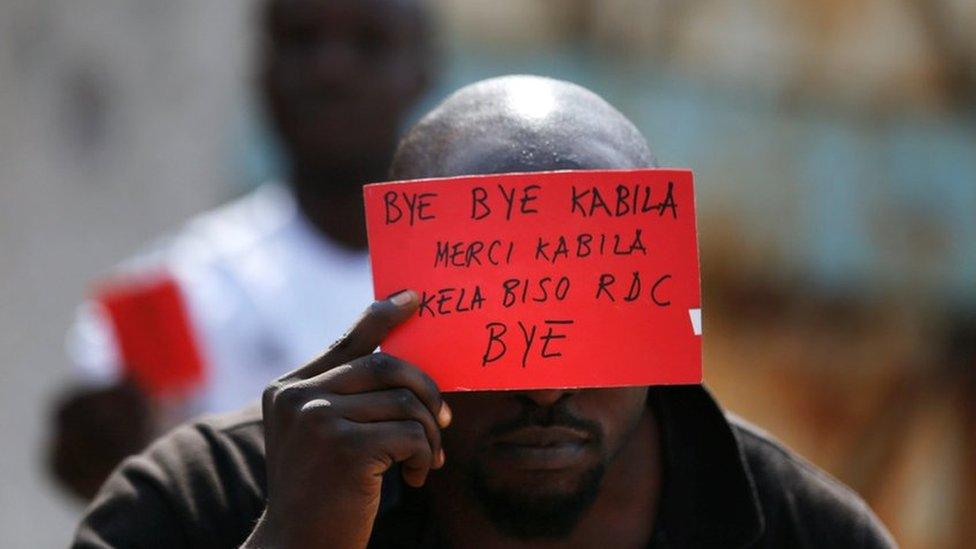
[390,75,658,180]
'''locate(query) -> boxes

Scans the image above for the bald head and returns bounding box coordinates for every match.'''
[391,75,656,180]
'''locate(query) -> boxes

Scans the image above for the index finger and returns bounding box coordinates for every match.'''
[289,289,419,380]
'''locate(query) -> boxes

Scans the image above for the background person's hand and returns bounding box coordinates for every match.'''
[47,379,154,501]
[245,290,452,549]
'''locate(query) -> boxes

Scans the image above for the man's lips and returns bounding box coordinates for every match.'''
[492,426,591,447]
[488,426,594,470]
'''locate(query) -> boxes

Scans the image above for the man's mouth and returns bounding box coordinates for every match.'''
[494,426,590,447]
[489,426,593,470]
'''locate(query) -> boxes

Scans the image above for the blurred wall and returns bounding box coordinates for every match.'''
[0,1,254,544]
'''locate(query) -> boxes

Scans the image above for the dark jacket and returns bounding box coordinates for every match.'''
[73,386,896,548]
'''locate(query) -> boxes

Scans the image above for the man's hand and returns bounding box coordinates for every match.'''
[244,290,451,549]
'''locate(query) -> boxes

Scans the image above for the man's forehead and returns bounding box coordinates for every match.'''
[421,134,649,179]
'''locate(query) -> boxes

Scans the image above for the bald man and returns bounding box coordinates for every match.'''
[73,77,894,548]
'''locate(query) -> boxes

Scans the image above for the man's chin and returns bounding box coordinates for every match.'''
[469,462,606,540]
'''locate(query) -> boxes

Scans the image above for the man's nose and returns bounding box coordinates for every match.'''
[516,389,578,407]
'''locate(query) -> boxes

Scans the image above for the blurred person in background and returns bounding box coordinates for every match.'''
[48,0,437,501]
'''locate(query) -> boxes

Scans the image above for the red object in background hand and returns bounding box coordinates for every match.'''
[97,273,205,398]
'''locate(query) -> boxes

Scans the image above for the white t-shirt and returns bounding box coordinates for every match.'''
[66,183,374,415]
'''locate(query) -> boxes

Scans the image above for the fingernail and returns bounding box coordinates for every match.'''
[438,448,446,467]
[437,401,452,428]
[389,289,416,307]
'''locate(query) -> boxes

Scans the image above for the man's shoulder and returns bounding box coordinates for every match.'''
[727,415,896,547]
[119,402,267,499]
[75,404,268,547]
[179,402,265,443]
[151,403,266,472]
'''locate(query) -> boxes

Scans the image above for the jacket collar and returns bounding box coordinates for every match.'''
[649,385,765,547]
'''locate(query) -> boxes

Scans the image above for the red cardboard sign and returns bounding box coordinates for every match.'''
[364,169,701,391]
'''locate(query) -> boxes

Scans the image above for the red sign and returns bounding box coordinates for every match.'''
[364,169,701,391]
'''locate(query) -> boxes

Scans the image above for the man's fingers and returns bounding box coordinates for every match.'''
[360,420,435,488]
[305,353,450,428]
[320,290,418,369]
[326,390,443,468]
[285,290,419,380]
